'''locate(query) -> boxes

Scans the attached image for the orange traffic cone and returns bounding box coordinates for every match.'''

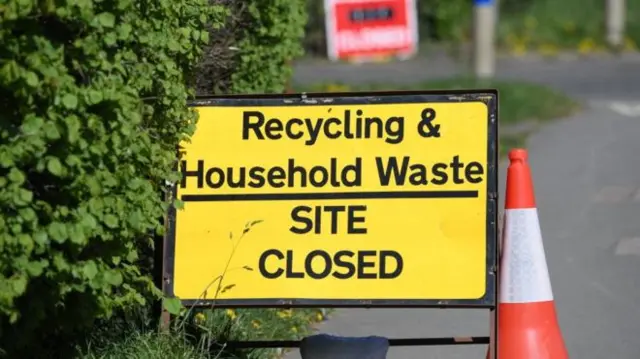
[492,148,569,358]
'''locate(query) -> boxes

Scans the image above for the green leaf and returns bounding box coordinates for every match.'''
[48,222,68,243]
[162,297,183,315]
[104,32,117,46]
[24,72,38,87]
[82,261,98,280]
[68,226,86,244]
[86,90,103,105]
[7,168,25,185]
[81,214,98,230]
[33,231,48,246]
[104,214,118,228]
[0,151,14,167]
[119,124,131,135]
[167,39,180,51]
[53,253,70,271]
[65,154,82,167]
[11,276,28,296]
[173,199,184,209]
[24,260,47,276]
[62,93,78,109]
[43,122,61,140]
[86,177,102,196]
[46,157,63,176]
[104,271,123,286]
[117,23,132,39]
[126,211,142,228]
[18,188,33,203]
[97,12,116,28]
[88,198,104,215]
[125,250,138,262]
[21,115,44,135]
[18,207,37,221]
[64,115,81,143]
[0,60,20,82]
[18,234,34,252]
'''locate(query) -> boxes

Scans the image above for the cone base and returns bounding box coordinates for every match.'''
[497,301,569,359]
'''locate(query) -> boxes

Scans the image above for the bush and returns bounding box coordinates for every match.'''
[1,0,310,355]
[0,0,224,357]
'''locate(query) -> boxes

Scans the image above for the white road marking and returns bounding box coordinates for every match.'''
[590,100,640,117]
[615,237,640,256]
[609,102,640,117]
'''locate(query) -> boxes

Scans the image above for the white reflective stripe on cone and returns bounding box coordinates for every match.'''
[499,208,554,303]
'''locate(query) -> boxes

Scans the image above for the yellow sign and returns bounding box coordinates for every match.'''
[167,92,498,306]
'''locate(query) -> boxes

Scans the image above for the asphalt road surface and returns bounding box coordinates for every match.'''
[286,52,640,359]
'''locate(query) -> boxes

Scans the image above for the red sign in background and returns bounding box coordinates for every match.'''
[326,0,418,61]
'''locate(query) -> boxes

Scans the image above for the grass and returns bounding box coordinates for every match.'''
[297,77,579,156]
[79,330,210,359]
[77,308,330,359]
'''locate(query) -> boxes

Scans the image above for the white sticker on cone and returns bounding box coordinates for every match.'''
[499,208,554,303]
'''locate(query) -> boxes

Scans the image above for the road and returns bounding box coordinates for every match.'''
[286,52,640,358]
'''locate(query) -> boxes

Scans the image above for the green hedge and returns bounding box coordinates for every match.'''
[1,0,308,357]
[0,0,223,357]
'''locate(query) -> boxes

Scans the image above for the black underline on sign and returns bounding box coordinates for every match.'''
[180,190,479,202]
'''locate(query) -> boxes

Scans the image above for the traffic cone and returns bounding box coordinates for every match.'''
[491,148,569,359]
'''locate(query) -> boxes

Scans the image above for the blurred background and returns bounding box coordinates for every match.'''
[302,0,639,59]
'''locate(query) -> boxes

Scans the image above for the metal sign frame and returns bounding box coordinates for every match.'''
[162,89,498,310]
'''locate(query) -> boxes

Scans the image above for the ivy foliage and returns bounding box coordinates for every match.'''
[0,0,224,356]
